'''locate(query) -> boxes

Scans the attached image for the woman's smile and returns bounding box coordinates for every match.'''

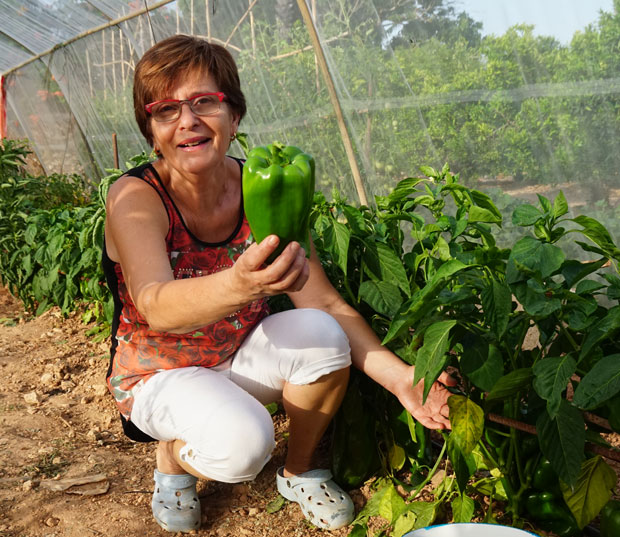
[177,136,211,151]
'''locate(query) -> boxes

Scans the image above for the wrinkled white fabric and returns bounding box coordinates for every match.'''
[130,308,351,482]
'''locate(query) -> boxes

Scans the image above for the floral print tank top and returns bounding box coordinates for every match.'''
[103,160,269,419]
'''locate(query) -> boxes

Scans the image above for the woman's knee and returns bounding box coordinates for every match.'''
[220,413,275,481]
[180,402,276,483]
[266,308,350,356]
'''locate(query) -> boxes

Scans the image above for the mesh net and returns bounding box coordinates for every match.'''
[1,0,619,235]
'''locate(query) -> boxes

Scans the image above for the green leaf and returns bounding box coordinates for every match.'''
[432,235,451,261]
[388,177,426,202]
[572,215,620,259]
[533,355,577,418]
[573,354,620,410]
[509,236,565,278]
[363,241,410,296]
[561,259,608,289]
[561,456,617,529]
[341,204,368,236]
[393,511,416,537]
[46,231,65,261]
[378,484,407,523]
[470,190,502,221]
[512,204,544,226]
[408,501,437,528]
[469,205,501,224]
[419,165,438,178]
[266,495,286,514]
[24,224,38,245]
[382,260,468,344]
[575,279,606,295]
[470,476,508,501]
[351,479,390,525]
[413,320,456,403]
[448,395,484,455]
[461,343,504,392]
[519,283,562,318]
[486,368,533,401]
[579,306,620,362]
[324,220,350,276]
[536,401,585,487]
[389,444,406,472]
[447,434,477,492]
[348,525,367,537]
[451,494,475,523]
[359,280,402,317]
[553,191,569,219]
[481,280,512,337]
[537,194,552,214]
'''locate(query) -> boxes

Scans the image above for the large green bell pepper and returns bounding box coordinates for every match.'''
[242,143,315,263]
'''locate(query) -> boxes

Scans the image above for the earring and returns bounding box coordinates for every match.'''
[230,133,236,142]
[154,147,162,158]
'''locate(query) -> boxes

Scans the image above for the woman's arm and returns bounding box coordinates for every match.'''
[105,176,309,333]
[288,242,455,429]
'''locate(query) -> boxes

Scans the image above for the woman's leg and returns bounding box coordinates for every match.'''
[282,366,349,475]
[131,366,276,483]
[228,308,351,474]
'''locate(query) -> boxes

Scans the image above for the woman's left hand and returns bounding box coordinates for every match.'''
[395,368,457,430]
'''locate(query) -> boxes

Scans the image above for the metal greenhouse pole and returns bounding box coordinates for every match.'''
[295,0,369,206]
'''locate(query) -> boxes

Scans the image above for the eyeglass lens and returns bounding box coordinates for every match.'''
[151,95,222,122]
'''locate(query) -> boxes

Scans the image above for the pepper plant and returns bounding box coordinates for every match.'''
[311,165,620,535]
[0,139,150,335]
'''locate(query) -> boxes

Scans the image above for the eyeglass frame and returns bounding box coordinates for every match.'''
[144,92,227,122]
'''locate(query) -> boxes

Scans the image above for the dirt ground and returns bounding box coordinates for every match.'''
[0,284,618,537]
[0,285,368,537]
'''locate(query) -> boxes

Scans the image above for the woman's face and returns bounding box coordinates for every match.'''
[149,70,239,178]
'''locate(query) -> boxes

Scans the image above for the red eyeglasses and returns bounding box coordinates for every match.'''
[145,92,226,122]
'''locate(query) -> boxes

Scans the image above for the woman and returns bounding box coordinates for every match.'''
[103,34,455,533]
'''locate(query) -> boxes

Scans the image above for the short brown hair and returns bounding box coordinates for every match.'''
[133,34,247,146]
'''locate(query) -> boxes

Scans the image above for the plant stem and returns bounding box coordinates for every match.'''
[410,436,447,500]
[559,322,580,352]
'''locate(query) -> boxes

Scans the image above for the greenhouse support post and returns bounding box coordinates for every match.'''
[0,75,5,139]
[295,0,368,206]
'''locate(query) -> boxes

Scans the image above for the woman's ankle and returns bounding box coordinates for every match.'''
[156,440,186,474]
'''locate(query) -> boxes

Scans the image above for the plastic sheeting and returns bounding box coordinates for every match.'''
[1,0,619,222]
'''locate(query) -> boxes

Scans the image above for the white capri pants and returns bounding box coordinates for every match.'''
[130,308,351,483]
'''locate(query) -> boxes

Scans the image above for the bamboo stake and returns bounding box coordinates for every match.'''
[487,413,620,463]
[138,13,143,53]
[111,29,117,95]
[312,0,319,92]
[250,0,256,58]
[190,0,194,35]
[296,0,368,206]
[102,30,106,100]
[270,32,348,61]
[119,28,125,87]
[86,49,93,98]
[224,0,259,47]
[176,2,180,34]
[206,0,211,40]
[112,133,119,169]
[119,29,126,113]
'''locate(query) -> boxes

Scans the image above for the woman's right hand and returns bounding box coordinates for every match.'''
[230,235,310,299]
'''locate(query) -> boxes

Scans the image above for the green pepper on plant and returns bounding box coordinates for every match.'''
[600,499,620,537]
[524,457,581,537]
[242,143,315,263]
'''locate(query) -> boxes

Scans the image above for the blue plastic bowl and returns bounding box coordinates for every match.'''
[404,523,541,537]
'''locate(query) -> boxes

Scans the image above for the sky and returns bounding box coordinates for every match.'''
[454,0,615,44]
